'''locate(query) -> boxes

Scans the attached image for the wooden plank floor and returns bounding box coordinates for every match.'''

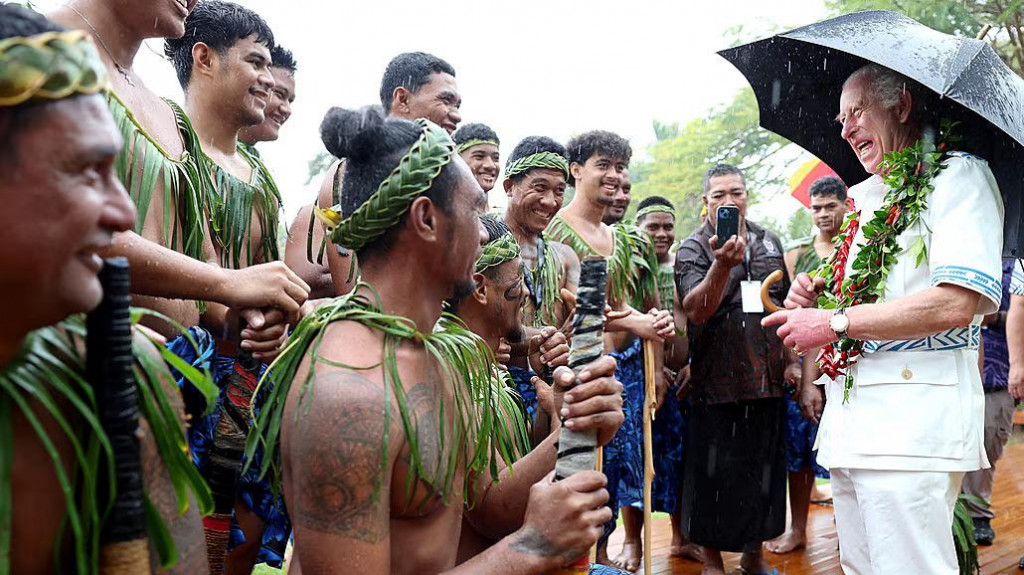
[606,443,1024,574]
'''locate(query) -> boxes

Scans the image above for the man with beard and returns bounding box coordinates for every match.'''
[248,105,620,574]
[0,7,213,573]
[288,51,463,299]
[453,122,500,193]
[164,3,293,572]
[767,175,848,555]
[765,64,1002,574]
[50,0,309,340]
[240,45,297,147]
[548,130,674,565]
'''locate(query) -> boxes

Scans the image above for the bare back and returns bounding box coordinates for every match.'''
[281,320,469,574]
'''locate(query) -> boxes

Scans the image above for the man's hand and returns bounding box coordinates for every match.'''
[221,262,311,314]
[496,338,512,367]
[297,297,332,320]
[799,380,825,424]
[675,365,692,400]
[784,361,802,391]
[528,327,570,375]
[654,367,668,411]
[1010,366,1024,401]
[512,471,612,569]
[762,307,836,356]
[709,234,747,269]
[785,272,825,310]
[552,355,623,447]
[240,308,290,362]
[649,308,675,340]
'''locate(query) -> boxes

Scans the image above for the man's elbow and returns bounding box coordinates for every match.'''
[937,285,982,328]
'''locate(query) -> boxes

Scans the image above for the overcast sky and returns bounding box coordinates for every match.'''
[36,0,828,220]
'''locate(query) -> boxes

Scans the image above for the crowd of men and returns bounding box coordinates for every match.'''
[1,1,1017,575]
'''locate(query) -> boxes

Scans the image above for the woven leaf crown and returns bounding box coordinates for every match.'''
[475,232,521,273]
[0,30,107,107]
[504,151,569,179]
[330,118,455,250]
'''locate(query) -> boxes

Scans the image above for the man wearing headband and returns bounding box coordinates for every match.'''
[547,130,676,565]
[453,122,501,193]
[249,105,620,574]
[50,0,308,340]
[0,6,213,573]
[288,51,464,300]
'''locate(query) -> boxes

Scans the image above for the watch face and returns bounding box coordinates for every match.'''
[830,314,850,333]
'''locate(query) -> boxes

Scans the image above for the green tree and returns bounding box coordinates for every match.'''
[785,208,814,246]
[828,0,1023,74]
[631,89,796,235]
[306,150,334,186]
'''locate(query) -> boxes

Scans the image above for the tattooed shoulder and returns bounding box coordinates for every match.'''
[288,369,393,542]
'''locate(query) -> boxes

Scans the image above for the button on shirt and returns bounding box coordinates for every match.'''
[675,219,790,405]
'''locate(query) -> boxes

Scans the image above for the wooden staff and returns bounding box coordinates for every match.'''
[553,257,608,575]
[761,269,784,313]
[642,339,656,575]
[89,258,152,575]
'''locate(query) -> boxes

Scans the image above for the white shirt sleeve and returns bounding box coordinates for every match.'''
[1011,260,1024,296]
[927,154,1004,316]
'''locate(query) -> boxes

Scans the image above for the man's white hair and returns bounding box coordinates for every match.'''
[844,64,913,109]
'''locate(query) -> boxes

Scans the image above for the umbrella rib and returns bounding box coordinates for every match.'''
[942,41,987,96]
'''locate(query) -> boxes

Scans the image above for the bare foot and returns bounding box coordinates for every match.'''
[700,565,727,575]
[596,543,612,566]
[739,549,770,574]
[611,541,642,572]
[765,529,806,554]
[670,542,705,562]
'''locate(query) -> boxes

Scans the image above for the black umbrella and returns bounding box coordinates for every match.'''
[719,10,1024,256]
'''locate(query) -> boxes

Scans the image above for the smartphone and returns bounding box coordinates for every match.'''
[716,205,740,240]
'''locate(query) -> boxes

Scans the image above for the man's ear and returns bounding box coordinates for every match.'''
[503,178,514,197]
[392,86,412,115]
[569,161,584,183]
[472,272,488,305]
[896,89,914,125]
[191,42,216,81]
[407,196,439,242]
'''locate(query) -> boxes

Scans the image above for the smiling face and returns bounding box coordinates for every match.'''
[460,143,500,192]
[640,211,675,259]
[395,72,462,134]
[443,158,490,300]
[505,168,568,235]
[240,66,295,144]
[603,170,632,224]
[485,257,527,343]
[837,72,918,174]
[0,96,136,330]
[205,35,275,128]
[571,154,626,208]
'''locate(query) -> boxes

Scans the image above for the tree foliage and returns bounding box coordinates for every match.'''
[631,89,795,236]
[828,0,1024,74]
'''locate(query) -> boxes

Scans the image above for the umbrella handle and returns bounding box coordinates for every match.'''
[761,270,784,313]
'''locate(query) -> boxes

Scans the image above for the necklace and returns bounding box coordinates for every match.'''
[66,4,135,87]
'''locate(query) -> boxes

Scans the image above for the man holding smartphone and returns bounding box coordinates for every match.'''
[675,164,798,575]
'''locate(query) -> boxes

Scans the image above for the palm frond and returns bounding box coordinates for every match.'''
[0,312,215,574]
[204,145,283,269]
[528,237,565,327]
[953,494,981,575]
[245,285,527,506]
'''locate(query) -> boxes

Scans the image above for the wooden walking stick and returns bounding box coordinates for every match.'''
[553,257,608,575]
[89,258,152,575]
[642,339,656,575]
[760,269,784,313]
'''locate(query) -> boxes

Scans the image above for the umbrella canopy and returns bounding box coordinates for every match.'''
[719,10,1024,256]
[789,158,841,208]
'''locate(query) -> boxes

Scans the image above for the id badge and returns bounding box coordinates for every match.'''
[740,280,765,314]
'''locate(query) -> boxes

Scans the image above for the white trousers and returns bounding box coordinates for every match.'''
[831,468,965,575]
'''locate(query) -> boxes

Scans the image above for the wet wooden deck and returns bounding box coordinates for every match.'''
[606,443,1024,574]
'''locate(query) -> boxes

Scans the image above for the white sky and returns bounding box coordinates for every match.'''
[37,0,828,222]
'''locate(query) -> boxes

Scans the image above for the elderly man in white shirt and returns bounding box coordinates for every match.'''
[763,63,1003,575]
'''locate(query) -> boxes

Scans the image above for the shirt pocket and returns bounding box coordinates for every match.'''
[849,350,964,459]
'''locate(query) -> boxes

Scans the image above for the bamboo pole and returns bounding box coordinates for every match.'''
[642,340,656,575]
